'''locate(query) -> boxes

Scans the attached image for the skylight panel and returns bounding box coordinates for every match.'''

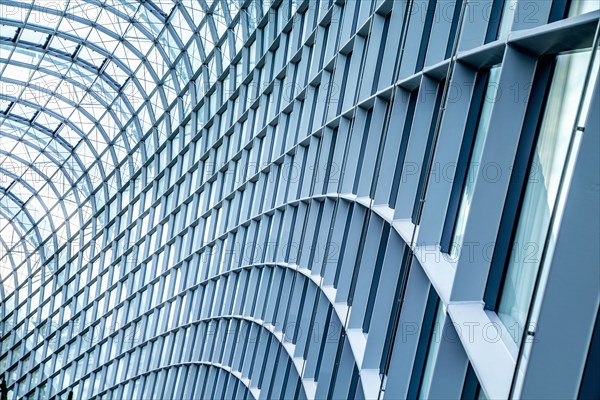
[45,95,73,119]
[99,112,119,139]
[9,47,41,67]
[0,119,21,138]
[153,0,177,15]
[29,71,61,92]
[182,0,206,27]
[112,42,142,72]
[123,29,154,55]
[0,44,12,59]
[33,112,61,133]
[233,22,243,54]
[19,29,49,46]
[67,63,96,87]
[87,27,119,55]
[91,78,118,105]
[21,125,52,147]
[78,45,106,69]
[121,80,144,111]
[49,36,79,56]
[11,103,37,121]
[220,38,231,66]
[103,60,129,86]
[199,22,215,54]
[17,173,44,195]
[68,108,95,133]
[21,86,47,105]
[67,2,102,23]
[59,125,83,149]
[227,0,241,19]
[171,11,194,47]
[0,3,27,23]
[105,0,140,19]
[79,93,107,120]
[2,136,34,160]
[39,53,71,76]
[87,126,108,150]
[135,6,165,36]
[39,183,60,207]
[62,194,81,223]
[0,99,10,112]
[56,80,87,104]
[0,25,18,40]
[58,17,92,41]
[96,7,129,36]
[111,96,133,125]
[137,62,158,94]
[147,46,167,77]
[213,2,228,39]
[186,38,202,70]
[27,7,62,30]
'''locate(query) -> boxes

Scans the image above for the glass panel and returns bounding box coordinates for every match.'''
[451,66,502,259]
[569,0,600,16]
[497,49,599,344]
[497,0,517,39]
[419,301,446,399]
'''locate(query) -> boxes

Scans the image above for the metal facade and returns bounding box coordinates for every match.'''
[0,0,599,399]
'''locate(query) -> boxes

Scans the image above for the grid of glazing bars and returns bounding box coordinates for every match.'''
[1,0,599,399]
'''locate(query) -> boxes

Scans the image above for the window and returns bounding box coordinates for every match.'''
[569,0,600,16]
[412,79,445,223]
[418,301,446,399]
[407,288,439,398]
[462,363,486,399]
[389,89,419,208]
[497,48,599,344]
[450,66,501,259]
[415,0,437,72]
[497,0,517,40]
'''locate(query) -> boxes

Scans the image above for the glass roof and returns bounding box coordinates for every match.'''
[0,0,249,305]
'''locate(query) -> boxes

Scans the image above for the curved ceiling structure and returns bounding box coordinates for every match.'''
[0,0,248,308]
[0,0,599,399]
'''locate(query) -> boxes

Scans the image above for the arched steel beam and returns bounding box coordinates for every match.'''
[0,169,54,253]
[0,222,20,313]
[0,192,43,311]
[0,31,158,117]
[0,113,95,191]
[0,42,155,156]
[0,93,117,187]
[0,184,46,251]
[0,61,136,134]
[0,75,135,175]
[0,53,144,135]
[0,186,77,264]
[0,130,85,208]
[3,0,169,62]
[0,45,152,175]
[1,0,197,92]
[89,361,258,400]
[0,183,47,308]
[0,209,38,309]
[0,147,74,251]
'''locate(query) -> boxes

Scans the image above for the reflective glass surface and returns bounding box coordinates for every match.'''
[451,66,501,260]
[497,48,599,343]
